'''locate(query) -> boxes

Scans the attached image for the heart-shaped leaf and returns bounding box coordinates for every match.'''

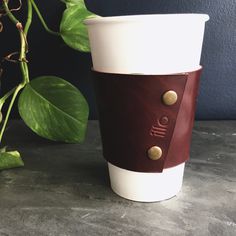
[0,151,24,171]
[18,76,89,143]
[60,3,96,52]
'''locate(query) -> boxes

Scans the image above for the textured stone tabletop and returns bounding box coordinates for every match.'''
[0,121,236,236]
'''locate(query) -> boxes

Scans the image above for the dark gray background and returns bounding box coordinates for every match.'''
[0,0,235,119]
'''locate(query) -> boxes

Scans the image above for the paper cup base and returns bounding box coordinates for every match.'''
[108,162,185,202]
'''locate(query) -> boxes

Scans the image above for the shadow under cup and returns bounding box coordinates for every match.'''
[85,14,209,202]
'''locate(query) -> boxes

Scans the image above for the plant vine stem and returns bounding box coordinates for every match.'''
[30,0,60,36]
[0,0,31,142]
[0,84,25,142]
[20,29,29,83]
[24,0,33,36]
[2,1,19,24]
[22,0,32,83]
[2,0,29,85]
[0,87,17,110]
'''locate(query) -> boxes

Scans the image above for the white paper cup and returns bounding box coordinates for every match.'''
[85,14,209,202]
[108,162,185,202]
[85,14,209,74]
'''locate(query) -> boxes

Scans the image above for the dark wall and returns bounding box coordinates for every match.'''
[1,0,236,120]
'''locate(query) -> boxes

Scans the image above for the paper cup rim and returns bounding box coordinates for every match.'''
[84,14,210,25]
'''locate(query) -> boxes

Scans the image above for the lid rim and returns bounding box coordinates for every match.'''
[84,14,210,25]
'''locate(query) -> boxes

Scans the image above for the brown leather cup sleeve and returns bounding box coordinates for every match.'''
[92,68,202,172]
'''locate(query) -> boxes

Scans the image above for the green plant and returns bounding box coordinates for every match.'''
[0,0,96,170]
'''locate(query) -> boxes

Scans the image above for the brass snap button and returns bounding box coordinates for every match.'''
[162,90,178,106]
[148,146,162,160]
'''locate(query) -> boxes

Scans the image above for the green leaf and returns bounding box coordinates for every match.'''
[18,76,89,143]
[60,3,96,52]
[0,151,24,171]
[61,0,86,8]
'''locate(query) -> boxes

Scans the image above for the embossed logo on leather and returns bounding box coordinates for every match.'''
[150,116,169,138]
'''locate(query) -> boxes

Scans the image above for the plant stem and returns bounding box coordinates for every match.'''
[20,29,29,83]
[0,84,25,142]
[2,0,19,25]
[0,87,17,110]
[2,0,29,84]
[24,0,33,36]
[0,0,31,142]
[23,0,33,83]
[30,0,60,36]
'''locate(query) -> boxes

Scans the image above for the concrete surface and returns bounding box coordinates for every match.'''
[0,120,235,236]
